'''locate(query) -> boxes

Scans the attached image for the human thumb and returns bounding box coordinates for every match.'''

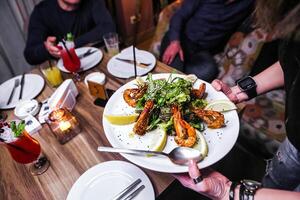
[188,160,201,179]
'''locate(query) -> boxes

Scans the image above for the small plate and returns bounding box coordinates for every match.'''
[67,160,155,200]
[107,47,156,78]
[57,47,103,73]
[0,74,44,109]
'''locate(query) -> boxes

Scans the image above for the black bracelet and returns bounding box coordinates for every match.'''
[229,182,239,200]
[239,183,245,200]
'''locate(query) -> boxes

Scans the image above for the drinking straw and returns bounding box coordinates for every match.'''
[133,45,137,78]
[61,39,73,59]
[48,60,53,70]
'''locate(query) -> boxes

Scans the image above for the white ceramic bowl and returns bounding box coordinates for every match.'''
[14,99,39,119]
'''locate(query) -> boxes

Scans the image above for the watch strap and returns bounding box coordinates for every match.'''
[244,87,257,99]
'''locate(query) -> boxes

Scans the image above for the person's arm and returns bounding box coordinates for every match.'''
[168,0,201,41]
[74,0,115,47]
[231,185,300,200]
[212,61,284,103]
[24,7,52,65]
[174,160,300,200]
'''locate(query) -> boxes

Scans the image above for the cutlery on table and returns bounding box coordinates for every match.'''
[19,73,25,100]
[98,146,203,165]
[123,185,145,200]
[6,79,20,105]
[78,49,97,59]
[112,178,141,200]
[115,57,151,68]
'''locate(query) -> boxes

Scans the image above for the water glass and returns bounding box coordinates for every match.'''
[103,32,119,56]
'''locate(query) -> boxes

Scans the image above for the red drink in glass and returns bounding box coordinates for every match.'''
[61,47,81,72]
[6,131,41,164]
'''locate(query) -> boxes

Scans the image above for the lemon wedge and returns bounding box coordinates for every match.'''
[104,114,139,125]
[193,131,208,158]
[146,128,167,152]
[204,100,237,112]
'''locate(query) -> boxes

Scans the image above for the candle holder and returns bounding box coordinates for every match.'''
[47,108,81,144]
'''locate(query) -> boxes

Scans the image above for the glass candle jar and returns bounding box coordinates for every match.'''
[47,108,81,144]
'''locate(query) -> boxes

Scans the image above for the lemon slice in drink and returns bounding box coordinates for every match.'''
[104,113,139,125]
[204,100,237,112]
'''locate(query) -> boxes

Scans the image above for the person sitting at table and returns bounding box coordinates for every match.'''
[174,0,300,199]
[160,0,254,82]
[24,0,116,65]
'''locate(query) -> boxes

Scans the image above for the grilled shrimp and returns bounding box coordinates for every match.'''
[191,83,206,99]
[192,108,225,129]
[123,85,147,107]
[172,105,196,147]
[133,100,154,135]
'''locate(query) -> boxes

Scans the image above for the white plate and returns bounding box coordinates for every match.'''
[0,74,44,109]
[107,48,156,78]
[103,73,239,173]
[57,47,103,73]
[67,161,154,200]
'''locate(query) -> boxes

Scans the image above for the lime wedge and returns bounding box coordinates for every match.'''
[204,100,237,112]
[104,114,139,125]
[193,131,208,158]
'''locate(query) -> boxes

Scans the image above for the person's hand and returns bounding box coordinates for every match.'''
[44,36,61,58]
[211,79,248,103]
[173,160,231,200]
[162,40,184,65]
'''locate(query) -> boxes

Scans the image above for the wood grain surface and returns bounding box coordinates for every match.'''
[0,51,181,200]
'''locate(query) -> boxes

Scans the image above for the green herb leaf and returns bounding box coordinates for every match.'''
[10,121,26,137]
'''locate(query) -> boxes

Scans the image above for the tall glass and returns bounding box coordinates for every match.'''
[103,32,119,56]
[58,40,81,81]
[3,131,50,175]
[60,47,81,73]
[40,60,63,87]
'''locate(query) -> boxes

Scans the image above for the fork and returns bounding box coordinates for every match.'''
[6,79,20,105]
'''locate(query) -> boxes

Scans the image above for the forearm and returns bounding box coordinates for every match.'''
[24,43,51,65]
[253,61,284,95]
[231,61,284,102]
[74,24,115,47]
[232,185,300,200]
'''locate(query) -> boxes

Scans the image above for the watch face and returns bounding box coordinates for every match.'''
[238,77,256,91]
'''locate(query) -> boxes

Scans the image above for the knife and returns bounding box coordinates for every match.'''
[78,49,97,59]
[115,57,151,68]
[19,73,25,100]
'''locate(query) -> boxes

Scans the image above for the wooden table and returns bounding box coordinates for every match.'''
[0,52,179,200]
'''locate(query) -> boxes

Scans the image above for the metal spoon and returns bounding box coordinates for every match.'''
[97,146,203,165]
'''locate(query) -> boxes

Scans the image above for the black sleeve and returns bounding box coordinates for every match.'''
[74,0,116,47]
[168,0,201,41]
[23,7,52,65]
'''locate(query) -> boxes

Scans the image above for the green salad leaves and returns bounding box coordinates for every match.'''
[135,74,208,134]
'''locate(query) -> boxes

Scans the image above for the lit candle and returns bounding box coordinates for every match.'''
[59,121,71,132]
[47,108,81,144]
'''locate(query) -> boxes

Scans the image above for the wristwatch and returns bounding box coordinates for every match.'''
[240,179,262,200]
[237,76,257,99]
